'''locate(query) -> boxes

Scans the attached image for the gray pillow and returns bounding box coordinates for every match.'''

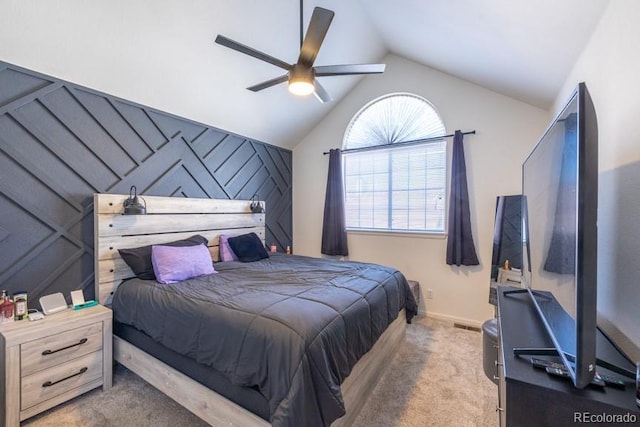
[118,235,208,280]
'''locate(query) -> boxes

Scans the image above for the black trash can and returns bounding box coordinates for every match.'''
[482,318,499,385]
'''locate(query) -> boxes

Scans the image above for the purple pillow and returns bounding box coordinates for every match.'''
[219,234,238,262]
[118,234,208,280]
[151,244,215,284]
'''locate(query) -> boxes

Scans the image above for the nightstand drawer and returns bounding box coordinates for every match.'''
[20,322,103,376]
[21,350,103,411]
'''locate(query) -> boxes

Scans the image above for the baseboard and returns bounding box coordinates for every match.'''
[425,312,484,330]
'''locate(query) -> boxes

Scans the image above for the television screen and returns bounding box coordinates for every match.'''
[521,82,598,388]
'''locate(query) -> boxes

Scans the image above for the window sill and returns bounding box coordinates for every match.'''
[346,228,447,240]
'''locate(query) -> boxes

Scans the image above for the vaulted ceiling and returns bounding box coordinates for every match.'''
[0,0,609,148]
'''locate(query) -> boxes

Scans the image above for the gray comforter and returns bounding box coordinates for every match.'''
[112,253,417,427]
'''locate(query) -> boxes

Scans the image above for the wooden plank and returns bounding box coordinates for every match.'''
[20,378,103,421]
[114,336,269,427]
[102,315,113,390]
[333,311,406,427]
[96,212,265,237]
[21,351,103,410]
[96,194,260,214]
[97,282,117,306]
[1,345,20,427]
[340,312,405,399]
[0,334,7,426]
[96,227,265,260]
[21,322,103,376]
[94,194,102,311]
[97,257,135,284]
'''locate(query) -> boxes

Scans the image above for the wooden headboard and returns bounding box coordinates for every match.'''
[94,194,265,305]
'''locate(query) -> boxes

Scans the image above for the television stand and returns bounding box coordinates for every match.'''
[511,348,636,379]
[496,286,639,427]
[504,286,636,379]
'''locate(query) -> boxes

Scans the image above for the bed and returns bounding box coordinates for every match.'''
[94,193,417,427]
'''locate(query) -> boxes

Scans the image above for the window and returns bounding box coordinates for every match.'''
[343,93,447,233]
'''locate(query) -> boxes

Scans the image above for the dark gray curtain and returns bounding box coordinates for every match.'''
[446,130,479,266]
[321,149,348,256]
[544,113,577,274]
[492,195,523,276]
[491,196,506,277]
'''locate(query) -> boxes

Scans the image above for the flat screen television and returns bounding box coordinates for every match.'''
[520,82,598,389]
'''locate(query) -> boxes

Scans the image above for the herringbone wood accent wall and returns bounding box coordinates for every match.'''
[0,62,292,303]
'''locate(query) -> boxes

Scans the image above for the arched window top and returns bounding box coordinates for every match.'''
[341,93,448,233]
[343,92,446,150]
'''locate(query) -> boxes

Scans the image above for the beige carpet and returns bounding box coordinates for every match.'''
[23,316,497,427]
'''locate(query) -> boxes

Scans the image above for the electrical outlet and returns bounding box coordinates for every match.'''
[427,288,434,299]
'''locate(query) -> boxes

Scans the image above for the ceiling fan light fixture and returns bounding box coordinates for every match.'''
[288,79,315,96]
[288,64,315,96]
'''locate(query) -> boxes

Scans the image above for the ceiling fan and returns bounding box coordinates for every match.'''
[214,3,386,103]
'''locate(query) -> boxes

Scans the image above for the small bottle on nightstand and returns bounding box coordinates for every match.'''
[13,291,28,320]
[0,290,15,324]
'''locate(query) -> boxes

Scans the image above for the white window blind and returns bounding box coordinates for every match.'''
[343,93,447,233]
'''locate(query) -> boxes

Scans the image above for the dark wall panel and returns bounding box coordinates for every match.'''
[0,61,292,303]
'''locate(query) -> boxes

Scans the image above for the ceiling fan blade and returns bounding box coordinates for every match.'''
[247,75,289,92]
[215,35,291,71]
[314,64,386,77]
[313,80,332,103]
[297,7,335,68]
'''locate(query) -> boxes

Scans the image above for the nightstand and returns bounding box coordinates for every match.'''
[0,304,112,427]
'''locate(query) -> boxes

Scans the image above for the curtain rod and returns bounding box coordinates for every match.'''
[322,130,476,155]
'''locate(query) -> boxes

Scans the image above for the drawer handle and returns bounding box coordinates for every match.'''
[42,338,88,356]
[42,367,88,388]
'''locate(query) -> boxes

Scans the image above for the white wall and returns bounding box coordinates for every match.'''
[0,0,384,149]
[293,54,549,326]
[554,0,640,359]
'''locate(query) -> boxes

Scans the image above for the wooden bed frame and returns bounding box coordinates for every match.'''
[94,193,406,426]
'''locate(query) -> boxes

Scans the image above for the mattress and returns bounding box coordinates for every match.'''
[114,321,270,420]
[112,253,417,427]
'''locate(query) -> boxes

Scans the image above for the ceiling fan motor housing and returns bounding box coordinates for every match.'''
[288,64,316,95]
